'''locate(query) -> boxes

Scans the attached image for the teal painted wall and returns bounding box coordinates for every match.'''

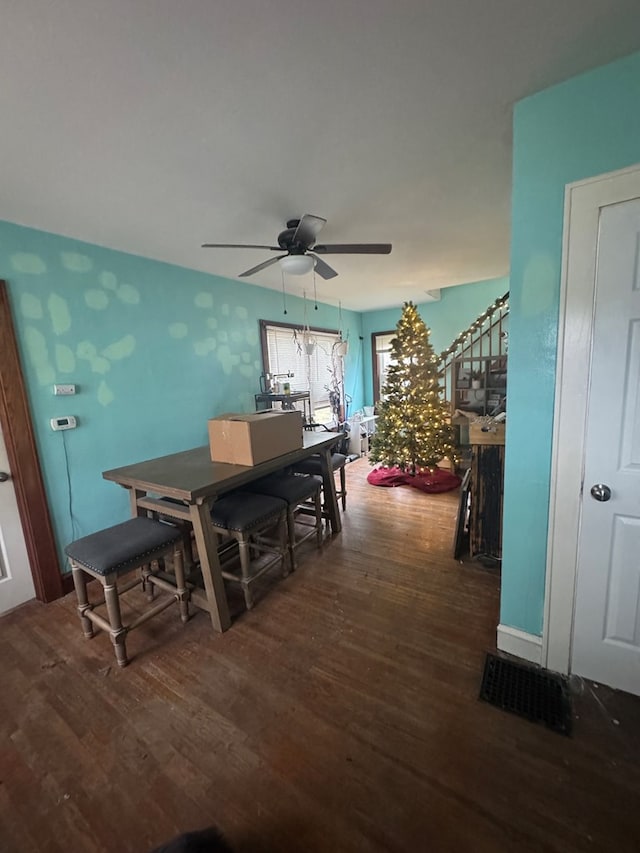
[360,276,509,406]
[501,50,640,635]
[0,220,363,569]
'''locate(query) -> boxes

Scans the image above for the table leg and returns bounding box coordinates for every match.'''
[319,447,342,534]
[129,488,146,517]
[189,502,231,632]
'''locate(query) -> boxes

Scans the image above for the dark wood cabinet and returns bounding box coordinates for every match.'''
[470,444,505,561]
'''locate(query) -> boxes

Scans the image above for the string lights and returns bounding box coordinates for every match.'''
[437,292,509,363]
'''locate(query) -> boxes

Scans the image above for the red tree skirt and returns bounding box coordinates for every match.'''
[367,465,461,493]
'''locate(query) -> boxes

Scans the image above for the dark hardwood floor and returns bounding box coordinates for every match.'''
[1,458,639,853]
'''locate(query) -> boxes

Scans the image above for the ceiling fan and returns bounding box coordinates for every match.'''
[202,213,392,280]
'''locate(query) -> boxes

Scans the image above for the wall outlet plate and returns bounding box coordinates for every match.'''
[53,384,76,395]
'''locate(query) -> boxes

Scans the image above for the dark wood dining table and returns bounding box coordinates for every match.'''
[102,430,344,632]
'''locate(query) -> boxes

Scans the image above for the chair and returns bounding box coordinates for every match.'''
[292,452,348,511]
[209,492,288,610]
[244,472,323,570]
[65,517,189,668]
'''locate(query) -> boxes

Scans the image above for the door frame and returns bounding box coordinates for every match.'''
[543,162,640,674]
[0,280,63,602]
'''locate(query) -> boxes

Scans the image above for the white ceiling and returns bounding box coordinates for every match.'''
[2,1,640,311]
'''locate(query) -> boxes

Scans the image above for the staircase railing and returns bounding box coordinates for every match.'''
[438,292,509,407]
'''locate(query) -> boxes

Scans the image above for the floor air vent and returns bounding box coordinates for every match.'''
[479,652,572,736]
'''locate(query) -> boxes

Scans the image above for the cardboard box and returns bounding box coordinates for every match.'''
[208,410,303,465]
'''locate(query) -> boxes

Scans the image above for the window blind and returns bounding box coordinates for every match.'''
[264,325,340,411]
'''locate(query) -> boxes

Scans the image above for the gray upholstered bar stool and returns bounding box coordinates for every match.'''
[292,452,348,511]
[245,473,323,571]
[209,492,288,610]
[65,517,189,667]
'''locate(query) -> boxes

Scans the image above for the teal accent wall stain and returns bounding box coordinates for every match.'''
[61,252,93,272]
[0,220,363,570]
[21,293,43,319]
[11,253,47,274]
[360,277,509,406]
[502,49,640,636]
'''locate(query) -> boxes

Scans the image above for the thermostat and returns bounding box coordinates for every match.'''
[50,416,77,431]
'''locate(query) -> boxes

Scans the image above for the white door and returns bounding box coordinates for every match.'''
[0,424,35,614]
[571,197,640,696]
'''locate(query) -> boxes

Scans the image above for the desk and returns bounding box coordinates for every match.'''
[255,392,311,423]
[103,431,343,633]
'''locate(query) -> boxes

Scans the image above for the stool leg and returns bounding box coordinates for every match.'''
[103,574,128,668]
[238,537,254,610]
[339,467,346,511]
[314,492,323,547]
[71,562,94,638]
[278,513,288,577]
[172,546,190,624]
[180,525,196,576]
[285,506,295,575]
[141,563,155,601]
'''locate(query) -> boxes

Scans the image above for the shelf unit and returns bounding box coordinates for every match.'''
[452,355,507,417]
[347,414,378,456]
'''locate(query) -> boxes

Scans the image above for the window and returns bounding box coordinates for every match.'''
[260,320,343,424]
[372,331,397,403]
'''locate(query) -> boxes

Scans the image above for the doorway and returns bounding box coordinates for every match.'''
[0,424,35,613]
[0,280,63,605]
[544,164,640,697]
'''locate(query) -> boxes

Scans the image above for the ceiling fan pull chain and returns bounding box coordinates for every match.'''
[313,267,318,310]
[281,268,288,315]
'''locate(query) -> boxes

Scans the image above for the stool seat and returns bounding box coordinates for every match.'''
[210,492,287,531]
[209,492,288,610]
[292,452,348,511]
[293,452,347,475]
[244,473,324,570]
[248,472,322,505]
[66,517,189,667]
[65,517,182,576]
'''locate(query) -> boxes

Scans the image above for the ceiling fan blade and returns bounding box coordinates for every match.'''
[311,243,392,254]
[309,253,338,280]
[202,243,281,250]
[239,255,287,277]
[292,214,326,248]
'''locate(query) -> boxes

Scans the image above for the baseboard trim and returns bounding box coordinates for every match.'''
[496,624,543,665]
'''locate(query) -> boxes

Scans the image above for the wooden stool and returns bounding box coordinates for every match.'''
[245,473,323,570]
[210,492,288,610]
[292,452,348,511]
[65,517,189,667]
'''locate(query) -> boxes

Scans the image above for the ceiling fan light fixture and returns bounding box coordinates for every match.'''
[279,254,314,276]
